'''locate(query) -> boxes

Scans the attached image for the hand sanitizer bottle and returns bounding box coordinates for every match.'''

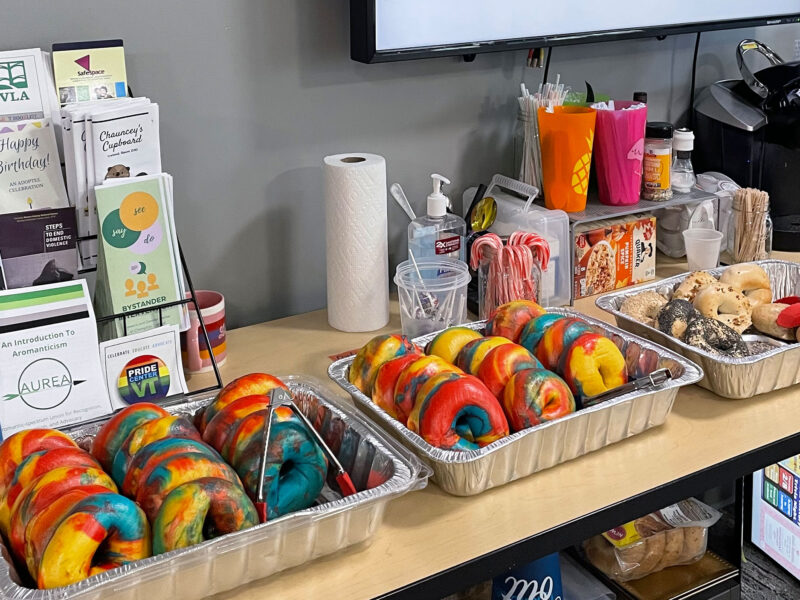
[408,174,466,262]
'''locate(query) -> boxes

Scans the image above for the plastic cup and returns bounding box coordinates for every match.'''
[394,258,471,339]
[682,229,723,270]
[593,101,648,206]
[538,106,597,213]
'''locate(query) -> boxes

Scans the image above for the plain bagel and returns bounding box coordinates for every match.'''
[719,263,772,307]
[752,303,796,341]
[693,283,752,333]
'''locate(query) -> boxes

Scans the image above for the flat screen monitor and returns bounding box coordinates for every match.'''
[751,457,800,580]
[351,0,800,62]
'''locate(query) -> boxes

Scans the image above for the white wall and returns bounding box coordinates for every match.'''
[3,0,798,326]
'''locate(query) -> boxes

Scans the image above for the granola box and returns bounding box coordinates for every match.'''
[573,215,656,299]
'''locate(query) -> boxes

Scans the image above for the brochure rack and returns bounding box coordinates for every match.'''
[78,233,223,398]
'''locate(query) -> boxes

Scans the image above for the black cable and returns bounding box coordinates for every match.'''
[542,47,552,85]
[689,32,701,129]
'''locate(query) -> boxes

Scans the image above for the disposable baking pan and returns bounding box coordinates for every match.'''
[596,259,800,399]
[0,376,429,600]
[328,309,702,496]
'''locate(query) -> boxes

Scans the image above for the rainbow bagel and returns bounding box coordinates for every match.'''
[135,453,241,521]
[152,477,258,554]
[0,429,77,499]
[0,447,99,534]
[393,356,461,425]
[477,344,543,398]
[200,373,288,433]
[371,355,421,419]
[34,492,150,589]
[8,466,118,559]
[348,334,419,396]
[223,406,328,520]
[202,395,271,451]
[408,372,509,451]
[502,369,576,431]
[121,438,220,498]
[486,300,546,342]
[535,318,594,372]
[455,336,514,375]
[425,327,483,365]
[563,333,628,402]
[23,486,113,580]
[92,403,169,471]
[519,314,566,354]
[111,416,202,486]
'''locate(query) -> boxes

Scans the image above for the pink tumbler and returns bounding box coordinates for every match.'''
[594,101,648,206]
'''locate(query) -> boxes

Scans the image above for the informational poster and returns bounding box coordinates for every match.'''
[0,280,112,439]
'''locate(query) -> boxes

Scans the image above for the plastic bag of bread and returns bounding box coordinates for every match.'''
[583,498,721,582]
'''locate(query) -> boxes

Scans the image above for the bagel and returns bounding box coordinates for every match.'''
[752,303,796,341]
[619,291,668,328]
[152,477,258,553]
[684,317,748,357]
[34,492,150,588]
[657,299,700,340]
[673,271,718,303]
[720,263,772,307]
[408,372,510,450]
[693,283,752,333]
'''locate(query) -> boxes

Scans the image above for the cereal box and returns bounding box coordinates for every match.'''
[573,215,656,299]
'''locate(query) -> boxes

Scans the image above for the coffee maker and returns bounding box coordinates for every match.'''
[694,40,800,250]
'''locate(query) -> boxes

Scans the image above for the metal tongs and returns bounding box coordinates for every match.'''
[255,387,358,523]
[582,368,672,409]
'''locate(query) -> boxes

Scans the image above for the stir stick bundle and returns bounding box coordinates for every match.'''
[517,77,569,189]
[732,187,770,262]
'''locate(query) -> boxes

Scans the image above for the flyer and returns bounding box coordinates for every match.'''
[99,324,188,409]
[52,40,128,105]
[0,280,113,439]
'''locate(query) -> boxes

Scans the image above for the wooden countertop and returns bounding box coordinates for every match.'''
[198,253,800,600]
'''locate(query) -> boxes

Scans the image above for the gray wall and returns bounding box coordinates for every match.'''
[5,1,799,327]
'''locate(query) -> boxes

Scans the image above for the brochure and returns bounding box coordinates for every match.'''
[0,120,69,214]
[95,174,186,335]
[0,208,78,289]
[0,49,59,123]
[0,280,113,439]
[99,324,188,409]
[52,40,128,105]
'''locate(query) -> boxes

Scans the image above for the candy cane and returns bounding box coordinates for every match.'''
[472,231,551,317]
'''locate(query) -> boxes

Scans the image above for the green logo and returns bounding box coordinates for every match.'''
[3,358,83,410]
[0,61,28,91]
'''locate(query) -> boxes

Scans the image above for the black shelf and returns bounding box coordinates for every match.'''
[375,431,800,600]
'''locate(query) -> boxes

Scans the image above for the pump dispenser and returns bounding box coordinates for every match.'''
[408,174,467,261]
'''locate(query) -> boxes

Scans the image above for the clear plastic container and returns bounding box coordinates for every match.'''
[394,258,470,338]
[478,246,542,319]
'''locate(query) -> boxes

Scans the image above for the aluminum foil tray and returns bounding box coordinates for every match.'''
[596,259,800,399]
[0,376,429,600]
[328,309,702,496]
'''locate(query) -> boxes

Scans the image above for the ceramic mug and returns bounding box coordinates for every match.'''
[181,290,226,374]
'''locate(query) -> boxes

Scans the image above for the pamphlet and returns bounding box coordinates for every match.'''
[0,120,69,214]
[0,49,59,123]
[0,208,78,289]
[95,174,186,335]
[52,40,128,105]
[0,280,113,439]
[99,324,188,409]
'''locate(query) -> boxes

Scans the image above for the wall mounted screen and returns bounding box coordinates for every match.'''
[351,0,800,62]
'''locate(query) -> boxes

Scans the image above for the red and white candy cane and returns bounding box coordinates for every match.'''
[471,232,550,317]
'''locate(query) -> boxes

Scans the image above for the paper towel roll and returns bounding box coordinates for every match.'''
[324,153,389,332]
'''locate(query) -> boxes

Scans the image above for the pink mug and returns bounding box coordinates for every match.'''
[181,290,226,374]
